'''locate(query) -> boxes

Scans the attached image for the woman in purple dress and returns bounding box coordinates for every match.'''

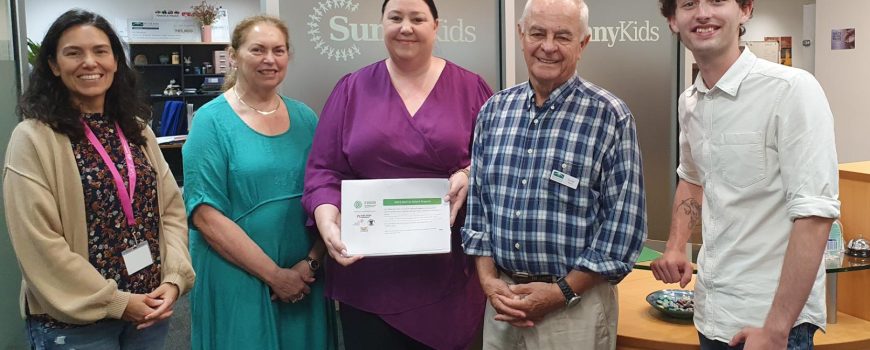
[302,0,492,348]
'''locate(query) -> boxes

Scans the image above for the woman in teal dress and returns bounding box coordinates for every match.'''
[183,16,331,349]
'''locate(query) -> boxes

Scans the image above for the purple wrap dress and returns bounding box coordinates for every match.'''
[303,59,493,349]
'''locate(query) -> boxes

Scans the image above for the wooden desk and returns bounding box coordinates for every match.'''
[616,270,870,350]
[838,162,870,320]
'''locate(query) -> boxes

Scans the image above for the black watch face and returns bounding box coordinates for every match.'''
[308,258,320,271]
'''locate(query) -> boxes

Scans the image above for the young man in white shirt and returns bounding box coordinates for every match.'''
[651,1,840,349]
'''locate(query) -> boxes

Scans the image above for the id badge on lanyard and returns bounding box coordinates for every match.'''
[81,119,153,275]
[122,241,154,275]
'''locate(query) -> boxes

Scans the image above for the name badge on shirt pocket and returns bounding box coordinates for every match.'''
[550,169,579,189]
[122,241,154,275]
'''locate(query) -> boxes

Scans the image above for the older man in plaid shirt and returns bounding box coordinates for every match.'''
[460,0,647,349]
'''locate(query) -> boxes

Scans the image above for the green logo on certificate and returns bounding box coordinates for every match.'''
[354,201,362,209]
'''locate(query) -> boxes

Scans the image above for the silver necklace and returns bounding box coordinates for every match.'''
[233,87,280,115]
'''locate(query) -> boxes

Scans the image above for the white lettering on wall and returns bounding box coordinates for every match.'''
[309,0,479,61]
[327,18,478,43]
[436,19,478,43]
[329,16,350,41]
[589,20,662,48]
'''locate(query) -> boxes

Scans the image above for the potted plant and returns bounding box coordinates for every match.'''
[26,39,41,66]
[191,1,219,42]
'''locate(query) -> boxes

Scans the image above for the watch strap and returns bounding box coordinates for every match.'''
[556,277,579,305]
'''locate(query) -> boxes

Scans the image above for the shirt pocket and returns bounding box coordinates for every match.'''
[542,157,591,211]
[718,132,766,188]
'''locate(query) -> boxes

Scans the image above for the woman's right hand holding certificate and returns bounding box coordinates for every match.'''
[314,204,363,266]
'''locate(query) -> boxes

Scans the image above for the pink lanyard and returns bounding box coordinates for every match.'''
[81,119,137,227]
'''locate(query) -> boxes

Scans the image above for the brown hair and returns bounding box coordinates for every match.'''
[221,15,292,91]
[658,0,754,36]
[18,9,151,145]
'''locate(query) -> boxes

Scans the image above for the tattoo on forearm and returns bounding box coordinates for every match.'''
[679,198,702,230]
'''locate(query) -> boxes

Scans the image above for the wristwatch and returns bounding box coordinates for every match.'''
[556,277,582,306]
[305,256,320,272]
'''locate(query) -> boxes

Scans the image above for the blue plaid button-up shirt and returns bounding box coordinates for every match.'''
[461,76,647,282]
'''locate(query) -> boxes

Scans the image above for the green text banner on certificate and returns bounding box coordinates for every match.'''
[341,178,451,256]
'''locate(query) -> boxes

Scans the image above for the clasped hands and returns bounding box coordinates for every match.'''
[121,282,179,329]
[482,277,564,328]
[267,259,316,303]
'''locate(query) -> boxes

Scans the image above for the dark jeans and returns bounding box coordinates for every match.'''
[26,318,169,350]
[339,302,432,350]
[699,323,819,350]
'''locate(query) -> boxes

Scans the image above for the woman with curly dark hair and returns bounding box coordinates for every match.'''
[3,9,194,348]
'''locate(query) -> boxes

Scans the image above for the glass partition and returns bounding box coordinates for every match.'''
[0,0,25,347]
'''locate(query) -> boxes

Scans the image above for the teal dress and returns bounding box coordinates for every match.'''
[183,95,330,349]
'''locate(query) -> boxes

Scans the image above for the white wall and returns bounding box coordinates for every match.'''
[743,0,815,72]
[24,0,262,43]
[815,0,870,163]
[261,0,279,15]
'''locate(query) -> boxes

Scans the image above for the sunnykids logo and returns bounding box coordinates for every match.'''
[307,0,478,62]
[589,20,662,48]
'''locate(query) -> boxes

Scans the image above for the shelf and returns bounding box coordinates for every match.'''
[149,93,221,99]
[135,64,182,68]
[132,42,225,136]
[185,93,222,98]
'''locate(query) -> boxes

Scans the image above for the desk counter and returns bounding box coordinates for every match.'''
[616,270,870,350]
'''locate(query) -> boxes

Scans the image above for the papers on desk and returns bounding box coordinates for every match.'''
[340,178,451,256]
[637,246,663,263]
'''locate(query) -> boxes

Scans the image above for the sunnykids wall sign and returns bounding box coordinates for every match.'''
[306,0,663,61]
[589,20,662,48]
[307,0,477,62]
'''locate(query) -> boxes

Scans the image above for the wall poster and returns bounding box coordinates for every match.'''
[832,28,856,50]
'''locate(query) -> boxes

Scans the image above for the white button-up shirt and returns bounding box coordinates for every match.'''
[677,48,840,342]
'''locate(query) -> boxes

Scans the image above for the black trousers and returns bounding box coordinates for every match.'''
[338,302,433,350]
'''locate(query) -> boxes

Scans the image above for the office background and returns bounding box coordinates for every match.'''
[1,0,865,348]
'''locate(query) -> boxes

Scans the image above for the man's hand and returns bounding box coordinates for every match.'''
[495,282,564,326]
[651,249,693,288]
[480,276,532,327]
[729,326,788,350]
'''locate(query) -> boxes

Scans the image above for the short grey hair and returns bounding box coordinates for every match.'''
[518,0,590,38]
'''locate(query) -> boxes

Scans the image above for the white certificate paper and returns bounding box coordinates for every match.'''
[341,178,451,256]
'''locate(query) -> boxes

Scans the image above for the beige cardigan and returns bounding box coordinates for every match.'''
[3,119,195,324]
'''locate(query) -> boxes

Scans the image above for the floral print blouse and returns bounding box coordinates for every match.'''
[31,114,162,328]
